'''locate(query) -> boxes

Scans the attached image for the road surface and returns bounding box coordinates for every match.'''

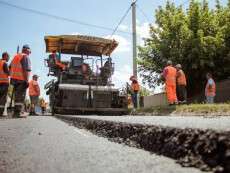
[0,116,203,173]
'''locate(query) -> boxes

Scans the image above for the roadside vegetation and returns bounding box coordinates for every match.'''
[135,104,230,116]
[138,0,230,97]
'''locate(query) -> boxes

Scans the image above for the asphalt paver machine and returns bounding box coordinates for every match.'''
[44,35,128,115]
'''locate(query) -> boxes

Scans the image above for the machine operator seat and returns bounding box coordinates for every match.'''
[100,58,113,85]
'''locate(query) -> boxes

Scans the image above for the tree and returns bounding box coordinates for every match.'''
[138,0,230,97]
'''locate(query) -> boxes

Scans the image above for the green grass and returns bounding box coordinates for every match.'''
[175,104,230,113]
[136,104,230,115]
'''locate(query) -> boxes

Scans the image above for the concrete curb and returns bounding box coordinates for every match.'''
[56,115,230,173]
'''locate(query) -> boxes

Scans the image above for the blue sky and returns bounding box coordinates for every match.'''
[0,0,227,101]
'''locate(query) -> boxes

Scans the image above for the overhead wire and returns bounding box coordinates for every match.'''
[0,0,131,35]
[136,4,151,23]
[110,0,141,37]
[110,5,132,37]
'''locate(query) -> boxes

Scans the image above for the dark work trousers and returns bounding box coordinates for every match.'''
[0,84,9,115]
[177,85,187,102]
[12,81,27,115]
[131,92,138,108]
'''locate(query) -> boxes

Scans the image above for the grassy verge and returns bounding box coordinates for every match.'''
[135,104,230,116]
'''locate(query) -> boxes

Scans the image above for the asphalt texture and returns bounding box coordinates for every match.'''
[57,115,230,172]
[0,116,203,173]
[74,115,230,131]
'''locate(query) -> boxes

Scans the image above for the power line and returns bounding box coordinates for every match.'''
[136,4,151,23]
[110,0,141,37]
[0,0,131,35]
[110,5,132,37]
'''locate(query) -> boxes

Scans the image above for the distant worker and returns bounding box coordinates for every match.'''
[130,75,140,109]
[0,52,10,116]
[29,74,40,115]
[205,73,216,104]
[10,45,31,117]
[176,64,187,103]
[163,60,177,105]
[49,50,66,70]
[40,98,46,115]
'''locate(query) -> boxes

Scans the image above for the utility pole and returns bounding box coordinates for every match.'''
[132,0,137,78]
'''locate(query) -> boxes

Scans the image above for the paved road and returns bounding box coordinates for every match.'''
[0,116,203,173]
[75,115,230,131]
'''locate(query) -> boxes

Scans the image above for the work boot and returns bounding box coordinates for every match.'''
[12,111,20,118]
[19,112,28,118]
[0,108,4,116]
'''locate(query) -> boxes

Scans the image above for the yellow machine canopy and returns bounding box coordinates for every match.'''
[44,35,118,56]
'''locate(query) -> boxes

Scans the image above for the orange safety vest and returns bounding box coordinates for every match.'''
[0,59,9,84]
[10,53,26,81]
[177,70,187,86]
[50,53,66,70]
[131,81,140,92]
[165,66,177,86]
[29,80,40,96]
[205,78,216,97]
[41,100,46,108]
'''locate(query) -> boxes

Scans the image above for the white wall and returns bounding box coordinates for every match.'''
[143,92,168,108]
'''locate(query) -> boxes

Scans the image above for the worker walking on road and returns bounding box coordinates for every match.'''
[29,74,40,115]
[130,76,140,109]
[176,64,187,103]
[163,60,177,105]
[0,52,10,116]
[205,73,216,104]
[10,45,31,117]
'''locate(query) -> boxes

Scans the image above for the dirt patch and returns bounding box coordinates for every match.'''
[57,115,230,173]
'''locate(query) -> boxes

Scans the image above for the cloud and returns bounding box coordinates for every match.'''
[137,22,151,38]
[105,35,131,53]
[118,24,130,32]
[70,32,80,35]
[112,64,132,88]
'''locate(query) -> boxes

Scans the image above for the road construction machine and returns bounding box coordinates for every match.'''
[44,35,128,115]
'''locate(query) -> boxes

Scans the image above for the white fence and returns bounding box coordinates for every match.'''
[143,92,168,108]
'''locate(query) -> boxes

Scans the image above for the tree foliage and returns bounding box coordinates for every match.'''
[138,0,230,96]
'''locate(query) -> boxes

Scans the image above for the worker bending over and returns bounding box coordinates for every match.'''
[10,45,31,118]
[29,74,40,115]
[176,64,187,103]
[49,50,66,70]
[130,75,140,109]
[0,52,10,116]
[163,60,177,105]
[205,73,216,104]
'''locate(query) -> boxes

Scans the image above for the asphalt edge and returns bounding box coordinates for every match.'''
[56,115,230,173]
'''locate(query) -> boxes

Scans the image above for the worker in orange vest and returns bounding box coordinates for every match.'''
[40,98,46,115]
[10,44,31,117]
[29,74,40,115]
[0,52,10,116]
[176,64,187,103]
[163,60,177,105]
[205,73,216,104]
[130,75,140,109]
[49,50,66,71]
